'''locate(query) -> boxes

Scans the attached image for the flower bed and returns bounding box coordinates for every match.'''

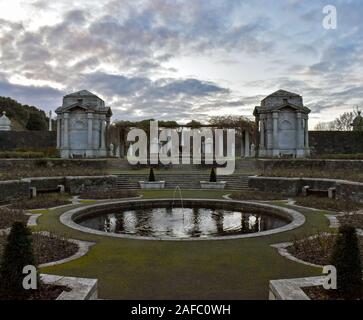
[0,208,28,229]
[10,194,71,210]
[32,233,79,265]
[337,214,363,230]
[303,286,362,300]
[259,168,363,183]
[286,233,363,266]
[294,196,362,212]
[0,233,79,266]
[0,283,70,301]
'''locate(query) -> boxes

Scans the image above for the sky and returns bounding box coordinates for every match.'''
[0,0,362,128]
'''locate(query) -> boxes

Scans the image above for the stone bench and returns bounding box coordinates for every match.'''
[302,185,336,199]
[30,185,65,198]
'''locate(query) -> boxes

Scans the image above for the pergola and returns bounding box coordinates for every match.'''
[107,120,256,159]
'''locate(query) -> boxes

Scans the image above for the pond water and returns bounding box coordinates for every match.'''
[76,207,289,239]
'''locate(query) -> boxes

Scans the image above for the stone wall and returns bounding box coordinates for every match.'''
[0,158,108,170]
[336,182,363,203]
[309,131,363,155]
[257,159,363,171]
[249,176,363,203]
[24,177,66,191]
[0,175,118,202]
[0,131,56,151]
[248,177,301,196]
[0,180,30,203]
[65,176,117,195]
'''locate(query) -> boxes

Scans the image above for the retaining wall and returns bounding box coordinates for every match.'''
[0,175,118,202]
[0,180,30,203]
[0,131,56,151]
[65,176,117,195]
[249,176,363,203]
[257,159,363,171]
[0,158,108,170]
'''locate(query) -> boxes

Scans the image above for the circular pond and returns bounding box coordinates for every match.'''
[77,207,288,239]
[60,199,305,240]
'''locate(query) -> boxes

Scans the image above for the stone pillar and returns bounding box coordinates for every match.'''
[240,132,245,158]
[86,113,93,157]
[305,118,309,148]
[120,141,125,158]
[101,118,106,150]
[63,113,69,148]
[115,145,121,158]
[304,117,310,157]
[244,130,250,157]
[260,120,265,148]
[272,112,279,157]
[296,113,302,148]
[259,118,266,158]
[296,112,305,158]
[217,129,224,158]
[49,111,52,131]
[56,117,61,148]
[106,117,111,155]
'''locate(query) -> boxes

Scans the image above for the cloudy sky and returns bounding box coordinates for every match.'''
[0,0,362,128]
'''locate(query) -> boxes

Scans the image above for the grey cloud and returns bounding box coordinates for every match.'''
[0,76,64,110]
[0,0,362,124]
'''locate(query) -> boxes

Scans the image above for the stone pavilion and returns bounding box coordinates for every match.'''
[55,90,112,158]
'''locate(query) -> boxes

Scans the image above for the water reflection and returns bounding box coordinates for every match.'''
[78,207,288,239]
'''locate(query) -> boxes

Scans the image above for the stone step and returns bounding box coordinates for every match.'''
[115,173,251,191]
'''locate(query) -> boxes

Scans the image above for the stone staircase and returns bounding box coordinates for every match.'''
[116,173,251,190]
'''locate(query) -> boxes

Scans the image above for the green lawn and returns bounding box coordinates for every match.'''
[34,190,332,300]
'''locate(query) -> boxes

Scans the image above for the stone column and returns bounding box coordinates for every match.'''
[244,130,250,157]
[305,118,309,148]
[240,132,245,158]
[87,113,93,149]
[218,129,224,158]
[260,119,265,148]
[296,112,305,158]
[296,112,302,148]
[272,112,279,157]
[63,113,69,148]
[49,111,52,131]
[101,118,106,150]
[258,118,266,158]
[105,117,111,153]
[86,113,93,157]
[56,117,61,148]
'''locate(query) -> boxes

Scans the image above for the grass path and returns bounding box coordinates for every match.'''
[34,190,332,300]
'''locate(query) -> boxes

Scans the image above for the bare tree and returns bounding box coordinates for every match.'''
[332,111,356,131]
[208,115,255,134]
[314,108,360,131]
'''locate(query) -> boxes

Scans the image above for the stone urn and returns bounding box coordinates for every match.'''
[200,181,226,189]
[139,181,165,189]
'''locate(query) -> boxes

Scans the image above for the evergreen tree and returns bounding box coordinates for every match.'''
[26,112,47,131]
[330,225,362,299]
[210,167,217,182]
[148,167,156,182]
[0,222,37,300]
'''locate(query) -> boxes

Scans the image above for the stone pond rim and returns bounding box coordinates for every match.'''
[59,198,306,241]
